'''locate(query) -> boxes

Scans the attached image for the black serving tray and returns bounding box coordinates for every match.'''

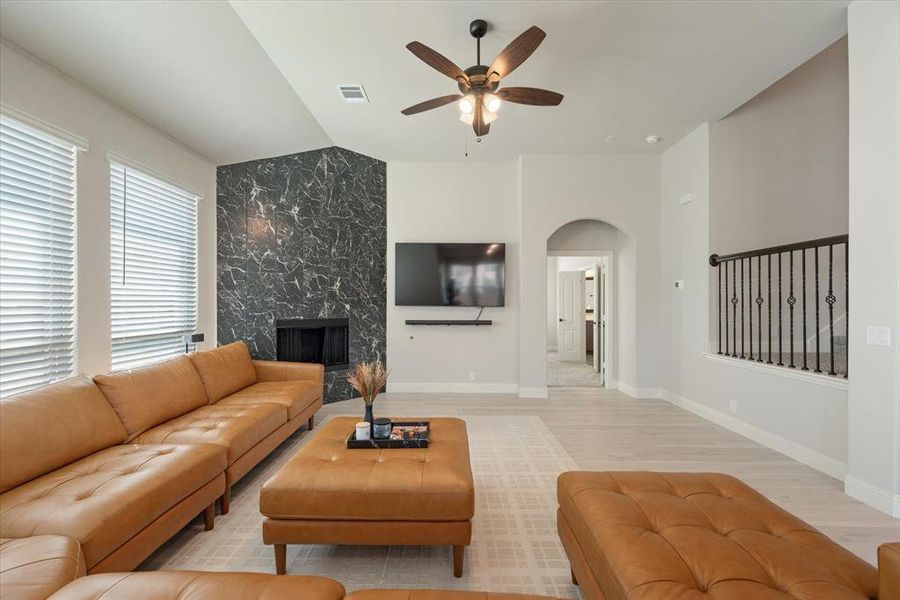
[346,421,430,449]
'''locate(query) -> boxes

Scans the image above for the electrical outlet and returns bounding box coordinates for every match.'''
[468,371,476,382]
[866,325,891,347]
[729,398,738,413]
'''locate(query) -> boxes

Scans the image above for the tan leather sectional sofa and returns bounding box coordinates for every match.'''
[0,341,323,575]
[0,535,559,600]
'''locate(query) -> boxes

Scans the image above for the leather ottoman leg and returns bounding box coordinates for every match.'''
[571,567,578,585]
[453,545,464,577]
[274,544,287,575]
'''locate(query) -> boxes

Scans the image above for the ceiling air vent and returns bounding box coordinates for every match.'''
[337,84,369,104]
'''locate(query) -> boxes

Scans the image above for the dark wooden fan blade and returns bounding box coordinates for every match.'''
[401,94,463,115]
[406,41,468,83]
[496,87,563,106]
[473,102,490,137]
[487,26,546,79]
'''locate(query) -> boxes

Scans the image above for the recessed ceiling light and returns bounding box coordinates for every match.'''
[645,135,662,144]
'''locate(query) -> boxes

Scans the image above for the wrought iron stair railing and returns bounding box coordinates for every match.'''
[709,234,848,378]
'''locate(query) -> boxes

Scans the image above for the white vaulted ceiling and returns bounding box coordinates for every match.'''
[0,0,332,164]
[1,1,849,164]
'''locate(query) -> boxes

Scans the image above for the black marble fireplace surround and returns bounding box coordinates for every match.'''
[217,146,386,403]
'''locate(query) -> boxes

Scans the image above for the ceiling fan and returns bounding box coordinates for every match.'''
[401,19,563,137]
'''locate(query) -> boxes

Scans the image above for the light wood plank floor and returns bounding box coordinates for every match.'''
[321,387,898,566]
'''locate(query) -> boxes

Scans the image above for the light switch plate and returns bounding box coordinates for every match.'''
[866,325,891,347]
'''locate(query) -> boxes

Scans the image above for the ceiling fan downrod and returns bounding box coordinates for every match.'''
[470,19,488,66]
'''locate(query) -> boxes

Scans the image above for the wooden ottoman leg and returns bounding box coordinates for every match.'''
[204,503,215,531]
[308,415,315,430]
[571,567,578,585]
[453,545,465,578]
[274,544,286,575]
[220,486,231,515]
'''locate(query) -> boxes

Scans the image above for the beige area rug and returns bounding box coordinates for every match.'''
[143,415,582,598]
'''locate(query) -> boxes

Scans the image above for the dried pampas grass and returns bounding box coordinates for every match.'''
[346,359,387,406]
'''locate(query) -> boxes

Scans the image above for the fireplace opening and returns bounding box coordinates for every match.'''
[276,318,349,371]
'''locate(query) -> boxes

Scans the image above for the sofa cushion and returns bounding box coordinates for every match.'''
[0,444,225,569]
[557,471,877,600]
[93,355,209,441]
[0,376,127,493]
[0,536,85,600]
[47,571,345,600]
[217,381,322,420]
[131,403,285,465]
[189,341,257,403]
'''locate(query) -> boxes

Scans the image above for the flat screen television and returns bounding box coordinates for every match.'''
[395,242,506,307]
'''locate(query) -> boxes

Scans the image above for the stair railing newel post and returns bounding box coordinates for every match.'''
[778,252,783,365]
[732,259,737,358]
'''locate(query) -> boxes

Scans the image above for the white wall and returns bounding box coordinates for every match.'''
[518,155,661,396]
[386,162,519,392]
[660,123,849,477]
[0,41,217,375]
[845,0,900,516]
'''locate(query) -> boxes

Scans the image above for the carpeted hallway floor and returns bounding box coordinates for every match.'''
[546,352,602,387]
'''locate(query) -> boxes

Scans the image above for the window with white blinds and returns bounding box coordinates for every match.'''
[0,114,77,398]
[110,163,197,370]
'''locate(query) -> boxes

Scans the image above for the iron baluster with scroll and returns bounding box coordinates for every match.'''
[709,235,848,379]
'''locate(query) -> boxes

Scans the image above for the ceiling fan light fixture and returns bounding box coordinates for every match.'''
[484,93,501,112]
[459,111,475,125]
[459,96,475,114]
[482,109,498,125]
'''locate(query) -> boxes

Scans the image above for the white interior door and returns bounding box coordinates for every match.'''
[557,271,583,362]
[593,264,601,373]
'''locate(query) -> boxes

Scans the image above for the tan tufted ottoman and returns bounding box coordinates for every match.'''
[558,471,878,600]
[260,417,474,577]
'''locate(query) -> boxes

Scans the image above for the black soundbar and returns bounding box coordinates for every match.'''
[404,320,493,326]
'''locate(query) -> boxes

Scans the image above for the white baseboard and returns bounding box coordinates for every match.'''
[388,382,518,394]
[662,390,848,481]
[845,475,900,518]
[617,381,663,399]
[519,386,548,398]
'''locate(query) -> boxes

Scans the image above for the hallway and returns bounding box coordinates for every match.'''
[546,351,603,387]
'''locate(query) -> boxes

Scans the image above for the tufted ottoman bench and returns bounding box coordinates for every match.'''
[557,471,878,600]
[260,417,474,577]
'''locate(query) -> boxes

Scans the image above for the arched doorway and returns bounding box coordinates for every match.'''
[546,219,631,388]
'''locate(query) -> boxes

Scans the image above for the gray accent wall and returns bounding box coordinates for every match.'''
[217,146,386,403]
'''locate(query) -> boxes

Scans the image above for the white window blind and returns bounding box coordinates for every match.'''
[110,163,197,370]
[0,114,77,398]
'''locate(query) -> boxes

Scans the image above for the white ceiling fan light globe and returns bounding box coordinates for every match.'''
[484,93,501,113]
[459,96,475,114]
[482,109,498,125]
[459,111,475,125]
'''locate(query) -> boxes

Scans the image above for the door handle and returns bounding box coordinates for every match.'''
[558,318,564,322]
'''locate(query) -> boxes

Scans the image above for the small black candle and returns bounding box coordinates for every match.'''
[373,417,391,439]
